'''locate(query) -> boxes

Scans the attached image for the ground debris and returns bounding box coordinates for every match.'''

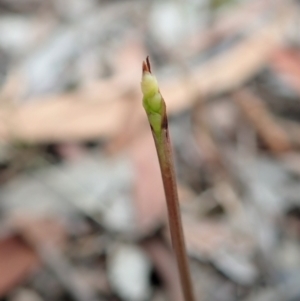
[1,0,300,300]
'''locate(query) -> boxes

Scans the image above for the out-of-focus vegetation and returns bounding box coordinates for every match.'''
[0,1,299,301]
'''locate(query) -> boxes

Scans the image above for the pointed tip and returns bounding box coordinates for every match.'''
[142,56,151,74]
[142,61,149,73]
[146,56,151,72]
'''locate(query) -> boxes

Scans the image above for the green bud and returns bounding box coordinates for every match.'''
[148,113,162,133]
[143,92,162,113]
[141,72,158,98]
[141,58,165,134]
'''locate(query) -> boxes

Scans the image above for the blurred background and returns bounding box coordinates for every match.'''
[0,0,299,300]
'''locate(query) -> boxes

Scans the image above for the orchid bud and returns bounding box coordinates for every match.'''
[141,58,165,133]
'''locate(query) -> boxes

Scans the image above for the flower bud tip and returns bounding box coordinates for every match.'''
[142,56,151,73]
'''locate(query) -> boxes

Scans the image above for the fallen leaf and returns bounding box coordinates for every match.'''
[232,89,291,154]
[0,235,40,297]
[270,48,300,95]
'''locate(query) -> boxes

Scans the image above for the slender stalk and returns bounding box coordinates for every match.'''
[141,57,196,301]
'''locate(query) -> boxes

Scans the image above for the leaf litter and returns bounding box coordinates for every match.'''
[0,0,300,301]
